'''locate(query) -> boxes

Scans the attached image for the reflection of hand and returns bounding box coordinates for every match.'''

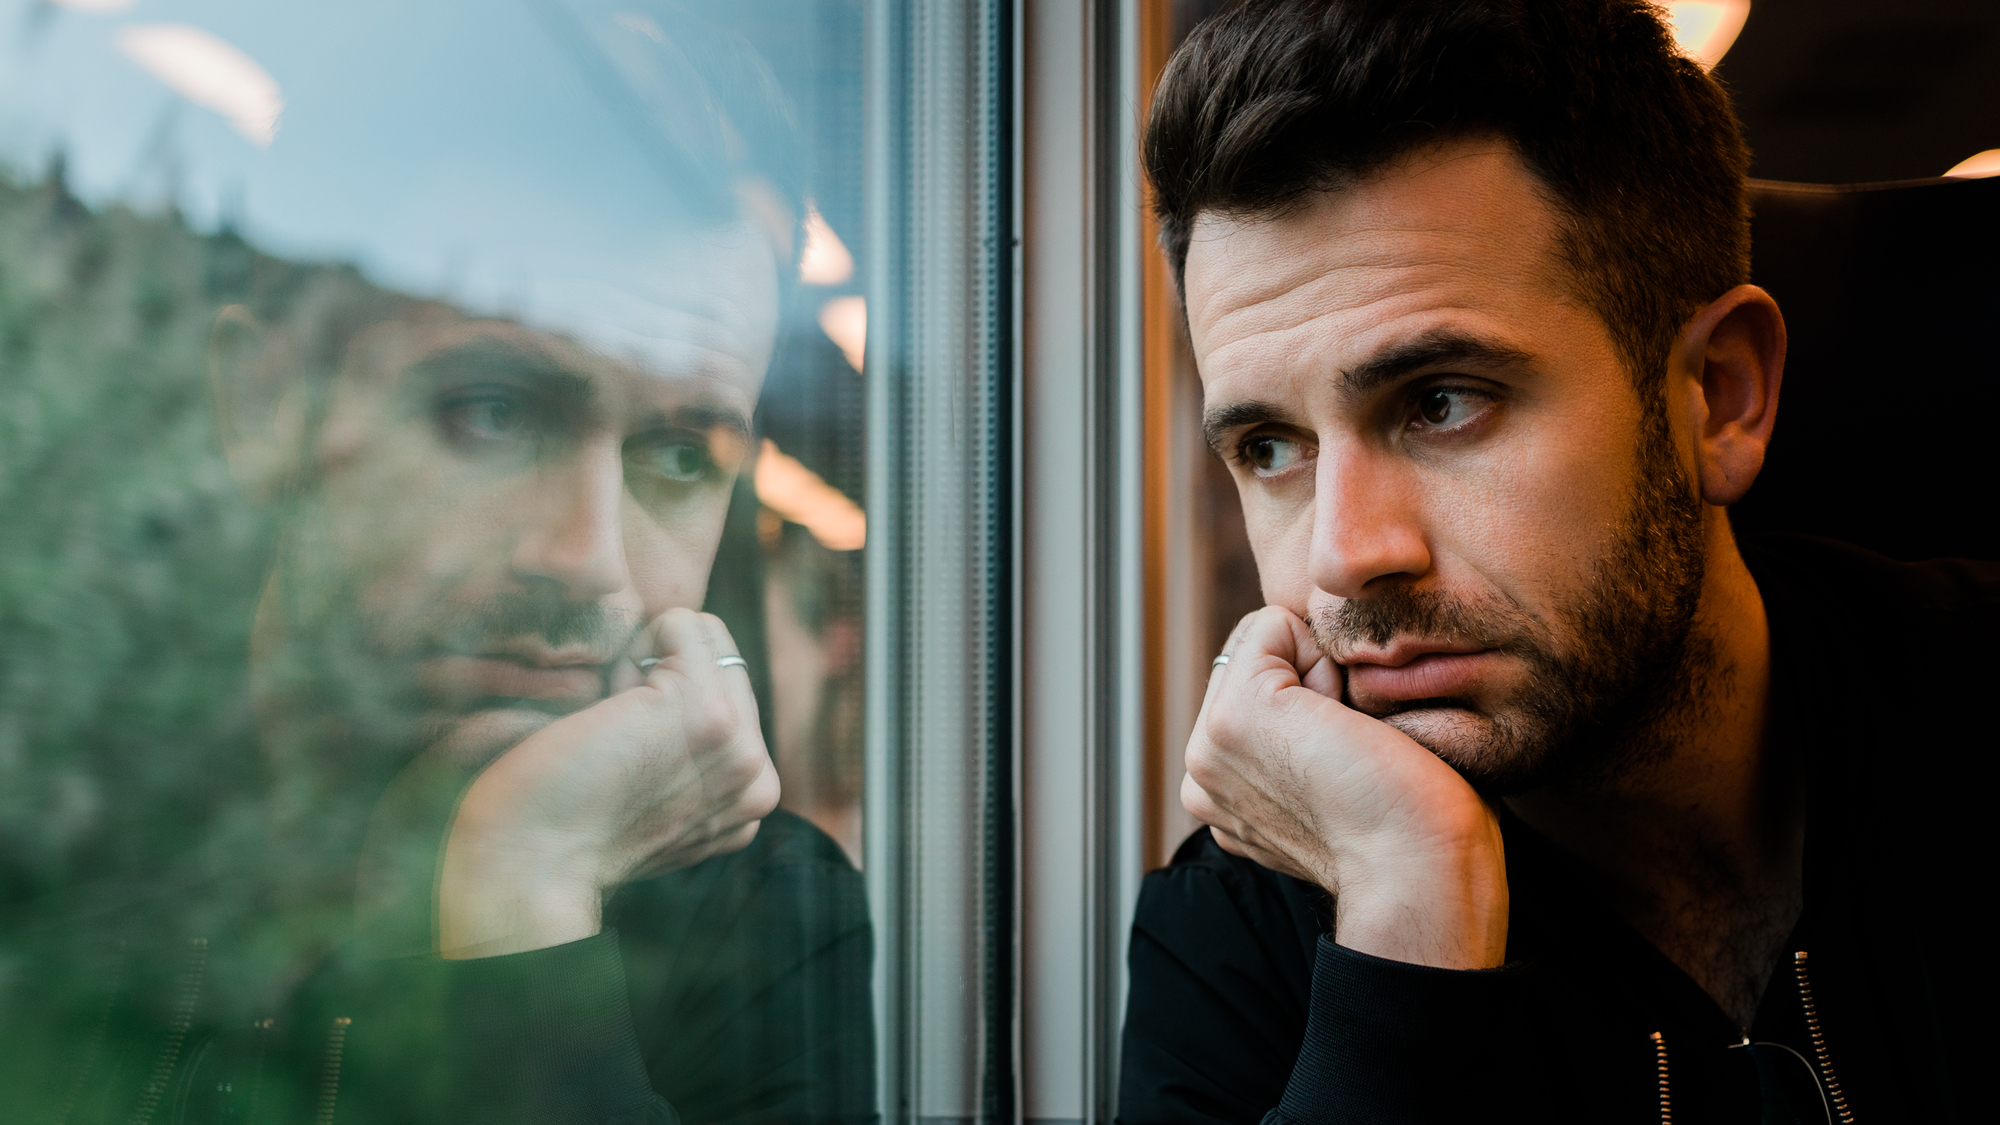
[436,609,779,958]
[1181,606,1509,970]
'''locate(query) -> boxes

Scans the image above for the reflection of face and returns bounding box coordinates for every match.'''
[263,220,780,764]
[1187,141,1712,793]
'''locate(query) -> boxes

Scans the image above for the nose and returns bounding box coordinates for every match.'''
[509,442,631,601]
[1308,442,1432,599]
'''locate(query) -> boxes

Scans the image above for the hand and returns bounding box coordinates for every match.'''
[434,609,779,958]
[1182,606,1509,969]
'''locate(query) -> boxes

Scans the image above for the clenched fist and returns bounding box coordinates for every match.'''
[434,608,779,958]
[1183,605,1510,969]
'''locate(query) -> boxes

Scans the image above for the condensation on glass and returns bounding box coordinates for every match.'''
[0,2,1007,1122]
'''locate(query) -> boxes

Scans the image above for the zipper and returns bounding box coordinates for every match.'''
[314,1015,352,1125]
[130,936,208,1125]
[1648,1030,1671,1124]
[1794,950,1855,1123]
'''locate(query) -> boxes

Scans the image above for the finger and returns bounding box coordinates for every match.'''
[695,613,764,750]
[1199,608,1267,727]
[1232,606,1314,682]
[1210,826,1246,856]
[1181,770,1221,826]
[643,608,719,692]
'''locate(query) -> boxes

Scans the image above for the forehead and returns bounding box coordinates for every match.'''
[344,217,780,421]
[1183,141,1581,401]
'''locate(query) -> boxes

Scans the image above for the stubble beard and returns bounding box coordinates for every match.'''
[256,502,641,787]
[1311,400,1723,796]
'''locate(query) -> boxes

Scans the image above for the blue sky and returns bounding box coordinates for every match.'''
[0,0,774,346]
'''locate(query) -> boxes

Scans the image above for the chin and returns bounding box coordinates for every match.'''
[1380,703,1556,795]
[423,705,562,767]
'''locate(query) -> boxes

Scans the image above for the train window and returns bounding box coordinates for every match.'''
[0,1,1011,1122]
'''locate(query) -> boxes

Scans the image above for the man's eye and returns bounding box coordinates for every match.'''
[1413,388,1480,428]
[439,390,532,445]
[634,439,712,483]
[1242,435,1304,476]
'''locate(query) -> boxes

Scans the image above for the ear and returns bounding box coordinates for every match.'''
[209,305,306,500]
[1674,284,1785,506]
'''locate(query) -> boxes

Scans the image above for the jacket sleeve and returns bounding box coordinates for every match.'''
[288,930,677,1125]
[1263,939,1545,1125]
[1117,832,1320,1125]
[1118,831,1562,1125]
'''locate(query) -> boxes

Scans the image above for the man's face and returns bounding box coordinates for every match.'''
[263,219,780,764]
[1186,140,1711,792]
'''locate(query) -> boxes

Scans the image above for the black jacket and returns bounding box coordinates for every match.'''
[1118,536,1999,1124]
[3,809,874,1125]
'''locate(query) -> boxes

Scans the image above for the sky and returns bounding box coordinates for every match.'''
[0,0,808,365]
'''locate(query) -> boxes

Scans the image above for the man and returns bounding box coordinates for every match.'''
[1119,2,1996,1122]
[0,12,870,1123]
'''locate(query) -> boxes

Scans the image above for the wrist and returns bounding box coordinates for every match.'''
[1326,813,1509,970]
[437,816,604,959]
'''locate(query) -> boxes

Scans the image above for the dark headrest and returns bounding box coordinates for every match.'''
[1730,175,2000,561]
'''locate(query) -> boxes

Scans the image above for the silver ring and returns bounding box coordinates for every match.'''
[716,655,749,670]
[637,657,662,672]
[1212,654,1231,667]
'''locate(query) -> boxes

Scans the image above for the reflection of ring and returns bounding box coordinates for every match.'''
[716,655,749,670]
[1212,654,1231,667]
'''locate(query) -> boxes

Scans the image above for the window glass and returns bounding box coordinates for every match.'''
[0,3,962,1122]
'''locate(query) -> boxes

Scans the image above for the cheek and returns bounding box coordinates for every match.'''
[623,491,733,615]
[336,466,529,621]
[1425,408,1639,609]
[1239,485,1315,612]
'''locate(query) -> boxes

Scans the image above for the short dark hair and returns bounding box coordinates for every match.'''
[1145,0,1752,386]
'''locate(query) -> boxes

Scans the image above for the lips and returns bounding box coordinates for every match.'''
[1344,649,1500,705]
[415,654,607,710]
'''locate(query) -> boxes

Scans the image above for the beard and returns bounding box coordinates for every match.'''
[1310,400,1720,795]
[253,506,643,789]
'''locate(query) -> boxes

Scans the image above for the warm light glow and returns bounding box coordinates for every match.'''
[1659,0,1750,70]
[1944,149,2000,179]
[818,295,865,372]
[117,25,284,147]
[755,439,866,551]
[799,205,855,285]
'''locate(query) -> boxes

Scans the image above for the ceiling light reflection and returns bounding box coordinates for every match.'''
[799,204,854,285]
[755,439,866,551]
[1944,150,2000,179]
[51,0,135,12]
[117,24,284,148]
[1659,0,1750,70]
[818,295,865,373]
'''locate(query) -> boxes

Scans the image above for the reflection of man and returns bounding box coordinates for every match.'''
[1120,2,1995,1122]
[6,126,869,1125]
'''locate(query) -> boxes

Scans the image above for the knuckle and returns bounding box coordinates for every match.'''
[744,763,780,819]
[723,740,769,789]
[1184,744,1218,790]
[688,691,741,746]
[1204,692,1249,750]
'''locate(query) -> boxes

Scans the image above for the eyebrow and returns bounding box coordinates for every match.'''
[1342,327,1536,396]
[652,402,754,443]
[415,340,601,419]
[1201,327,1536,454]
[415,339,752,441]
[1203,399,1292,456]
